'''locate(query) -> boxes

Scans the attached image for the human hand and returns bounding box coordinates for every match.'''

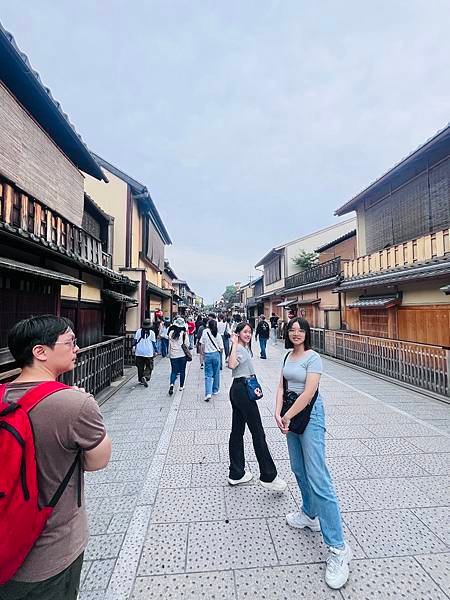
[281,414,291,434]
[230,332,239,345]
[274,413,284,432]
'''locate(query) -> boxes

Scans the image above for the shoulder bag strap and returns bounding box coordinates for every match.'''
[206,331,220,352]
[18,381,71,413]
[282,352,291,395]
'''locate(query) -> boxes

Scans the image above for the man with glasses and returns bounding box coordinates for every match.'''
[0,315,111,600]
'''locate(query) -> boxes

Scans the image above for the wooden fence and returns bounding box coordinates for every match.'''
[311,328,449,397]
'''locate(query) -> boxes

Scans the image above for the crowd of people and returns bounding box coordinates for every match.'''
[0,311,351,599]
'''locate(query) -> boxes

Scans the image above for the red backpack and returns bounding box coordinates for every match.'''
[0,381,81,584]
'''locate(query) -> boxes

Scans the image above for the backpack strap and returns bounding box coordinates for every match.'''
[17,382,70,414]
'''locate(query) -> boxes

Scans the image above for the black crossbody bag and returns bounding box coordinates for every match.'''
[280,352,319,434]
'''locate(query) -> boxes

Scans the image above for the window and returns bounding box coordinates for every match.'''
[142,214,165,270]
[265,256,281,285]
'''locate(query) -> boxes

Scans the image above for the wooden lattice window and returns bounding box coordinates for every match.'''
[60,221,67,248]
[40,207,47,239]
[27,201,35,232]
[11,192,21,227]
[77,230,82,256]
[51,214,58,243]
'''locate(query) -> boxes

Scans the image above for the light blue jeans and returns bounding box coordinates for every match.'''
[286,397,345,548]
[204,351,221,396]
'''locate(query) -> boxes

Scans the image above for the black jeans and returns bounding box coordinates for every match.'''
[228,378,277,483]
[135,356,154,381]
[0,553,84,600]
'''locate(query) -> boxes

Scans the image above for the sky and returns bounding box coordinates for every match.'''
[2,1,450,303]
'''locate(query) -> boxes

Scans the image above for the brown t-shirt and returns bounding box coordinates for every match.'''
[4,381,106,582]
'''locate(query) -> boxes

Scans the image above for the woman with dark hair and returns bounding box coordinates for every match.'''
[275,317,351,590]
[168,317,189,395]
[227,322,287,491]
[133,318,157,388]
[200,319,223,401]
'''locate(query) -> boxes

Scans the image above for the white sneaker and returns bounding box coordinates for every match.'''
[204,394,212,402]
[259,476,287,492]
[228,471,253,486]
[179,387,184,391]
[325,542,352,589]
[286,510,321,532]
[213,391,220,395]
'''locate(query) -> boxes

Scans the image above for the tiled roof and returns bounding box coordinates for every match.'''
[348,295,400,309]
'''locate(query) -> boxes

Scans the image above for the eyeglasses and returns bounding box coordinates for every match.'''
[54,338,78,348]
[288,329,306,335]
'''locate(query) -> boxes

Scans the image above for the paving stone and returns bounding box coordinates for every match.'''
[107,512,133,533]
[85,534,125,560]
[151,487,226,522]
[342,509,448,558]
[191,462,231,487]
[410,453,450,475]
[415,553,450,597]
[248,459,296,484]
[411,507,450,545]
[326,456,371,480]
[99,496,137,514]
[334,481,372,511]
[80,560,91,586]
[159,463,192,488]
[325,439,374,457]
[78,592,106,600]
[351,477,436,509]
[358,437,422,455]
[364,422,440,438]
[326,425,375,439]
[194,429,232,444]
[354,454,428,477]
[408,436,450,453]
[82,558,116,591]
[165,443,220,464]
[131,571,236,599]
[340,556,448,599]
[411,476,450,505]
[224,484,297,519]
[88,512,113,535]
[234,564,341,599]
[138,523,188,575]
[187,518,278,571]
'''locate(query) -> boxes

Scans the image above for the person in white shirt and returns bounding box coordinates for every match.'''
[133,318,157,388]
[200,319,224,401]
[168,317,189,395]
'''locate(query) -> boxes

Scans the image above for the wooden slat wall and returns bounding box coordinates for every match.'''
[398,305,450,347]
[0,82,84,226]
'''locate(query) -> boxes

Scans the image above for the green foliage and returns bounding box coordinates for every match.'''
[222,285,239,308]
[292,249,319,270]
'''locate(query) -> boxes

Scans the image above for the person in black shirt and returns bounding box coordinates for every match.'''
[269,313,279,344]
[255,315,270,359]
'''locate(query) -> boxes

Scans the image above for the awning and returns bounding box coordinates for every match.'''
[0,257,84,285]
[348,295,401,309]
[146,281,172,299]
[102,289,138,305]
[297,299,321,306]
[277,299,298,307]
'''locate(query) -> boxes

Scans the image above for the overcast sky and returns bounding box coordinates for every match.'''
[2,1,450,302]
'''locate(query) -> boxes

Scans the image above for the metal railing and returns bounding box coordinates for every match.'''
[62,336,125,396]
[285,258,341,290]
[311,328,449,397]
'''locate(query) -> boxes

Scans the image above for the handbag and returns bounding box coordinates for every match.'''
[245,374,264,401]
[280,352,318,434]
[181,333,192,362]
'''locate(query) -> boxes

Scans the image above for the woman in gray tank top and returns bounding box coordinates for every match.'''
[226,322,287,492]
[275,317,351,590]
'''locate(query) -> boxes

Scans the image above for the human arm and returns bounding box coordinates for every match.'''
[84,435,112,471]
[274,373,285,432]
[227,333,239,368]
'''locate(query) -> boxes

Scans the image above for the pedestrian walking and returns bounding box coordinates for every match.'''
[200,319,223,401]
[226,322,287,491]
[159,317,170,358]
[275,317,352,590]
[0,315,111,599]
[255,314,270,359]
[168,317,189,395]
[133,318,157,388]
[187,316,196,350]
[269,312,279,344]
[196,317,208,369]
[221,317,232,358]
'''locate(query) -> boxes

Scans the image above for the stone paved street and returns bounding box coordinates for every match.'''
[79,343,450,600]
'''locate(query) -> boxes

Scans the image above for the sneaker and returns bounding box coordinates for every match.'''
[213,391,220,395]
[179,387,184,391]
[169,384,174,396]
[286,510,321,532]
[228,471,253,486]
[205,394,211,402]
[141,378,148,388]
[325,542,352,589]
[200,365,204,369]
[259,476,287,492]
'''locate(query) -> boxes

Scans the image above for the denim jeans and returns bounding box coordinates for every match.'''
[271,328,277,344]
[222,335,230,358]
[229,378,277,482]
[170,357,187,386]
[204,351,221,396]
[160,338,169,357]
[189,333,195,349]
[286,398,345,548]
[258,336,268,358]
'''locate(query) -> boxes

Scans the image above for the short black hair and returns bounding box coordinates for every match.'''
[285,317,312,350]
[8,314,74,368]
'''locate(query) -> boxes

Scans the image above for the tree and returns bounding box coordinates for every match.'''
[222,285,239,309]
[292,249,319,270]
